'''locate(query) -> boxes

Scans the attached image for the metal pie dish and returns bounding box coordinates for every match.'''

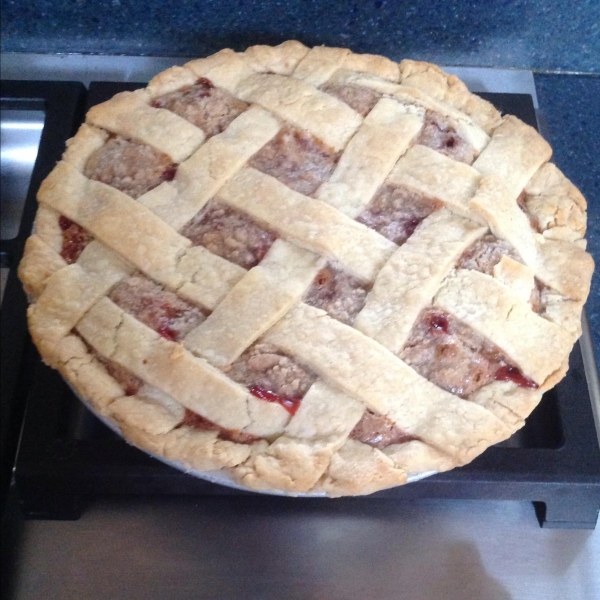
[69,382,437,497]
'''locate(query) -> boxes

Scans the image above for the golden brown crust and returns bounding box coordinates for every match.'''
[18,43,594,497]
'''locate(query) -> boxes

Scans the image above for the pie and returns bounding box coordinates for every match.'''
[18,42,595,496]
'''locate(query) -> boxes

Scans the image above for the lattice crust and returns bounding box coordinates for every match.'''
[19,43,594,497]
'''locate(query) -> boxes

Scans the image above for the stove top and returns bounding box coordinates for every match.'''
[1,80,599,528]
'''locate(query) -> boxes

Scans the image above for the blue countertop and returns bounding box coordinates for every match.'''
[1,0,599,74]
[534,74,600,368]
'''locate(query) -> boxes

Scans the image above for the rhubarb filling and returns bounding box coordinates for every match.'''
[223,342,317,415]
[356,183,442,245]
[109,274,206,342]
[151,77,249,138]
[517,191,542,232]
[59,216,93,264]
[179,410,260,444]
[401,308,538,398]
[320,82,382,116]
[84,135,177,198]
[249,126,340,196]
[304,263,370,325]
[457,234,521,275]
[181,202,276,269]
[97,353,144,396]
[416,110,475,164]
[349,409,417,449]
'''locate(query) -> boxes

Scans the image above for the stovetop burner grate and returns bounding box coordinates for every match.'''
[2,81,599,528]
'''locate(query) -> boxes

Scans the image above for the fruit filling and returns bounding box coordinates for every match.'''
[97,354,144,396]
[84,135,177,198]
[356,183,442,245]
[223,343,317,415]
[304,263,370,325]
[320,82,382,116]
[349,410,417,449]
[109,274,206,342]
[401,308,538,398]
[151,77,249,138]
[180,409,260,444]
[249,127,340,196]
[59,216,93,264]
[181,201,276,269]
[517,191,542,232]
[416,110,475,164]
[457,234,521,275]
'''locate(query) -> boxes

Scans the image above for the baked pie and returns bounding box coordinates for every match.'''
[18,42,594,496]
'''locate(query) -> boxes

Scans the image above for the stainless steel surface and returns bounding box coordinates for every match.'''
[8,496,600,600]
[0,108,45,240]
[0,52,539,107]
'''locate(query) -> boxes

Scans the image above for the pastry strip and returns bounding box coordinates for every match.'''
[326,70,490,152]
[184,240,324,367]
[18,234,67,299]
[235,73,363,151]
[387,144,483,221]
[235,381,365,492]
[86,90,205,163]
[28,241,133,361]
[137,107,281,230]
[244,41,310,76]
[313,439,408,496]
[469,177,594,300]
[398,59,502,133]
[354,209,487,353]
[433,269,573,385]
[38,162,190,289]
[292,46,351,86]
[472,116,552,200]
[77,297,254,431]
[176,246,246,311]
[185,49,257,93]
[316,99,425,217]
[218,167,397,282]
[263,303,511,461]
